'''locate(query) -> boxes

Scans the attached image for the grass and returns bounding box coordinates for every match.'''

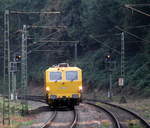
[101,120,111,128]
[128,120,141,128]
[1,119,34,128]
[10,116,35,128]
[0,97,35,128]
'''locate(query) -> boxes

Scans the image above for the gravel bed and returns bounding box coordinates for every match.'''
[77,103,112,128]
[20,101,52,128]
[19,101,114,128]
[99,103,144,128]
[50,110,74,128]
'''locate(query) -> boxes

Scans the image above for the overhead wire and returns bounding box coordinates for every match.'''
[126,62,149,84]
[27,30,61,54]
[11,21,68,54]
[89,35,121,55]
[27,25,67,29]
[32,50,63,52]
[12,29,60,54]
[125,24,150,29]
[10,11,60,14]
[125,4,150,17]
[125,4,150,7]
[28,40,79,54]
[115,26,150,43]
[33,40,79,43]
[93,33,122,38]
[1,8,70,60]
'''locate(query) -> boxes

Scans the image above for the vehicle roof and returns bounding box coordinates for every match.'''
[46,67,81,72]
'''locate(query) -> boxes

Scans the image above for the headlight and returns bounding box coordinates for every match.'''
[79,86,82,91]
[72,94,79,98]
[46,87,50,91]
[50,95,57,99]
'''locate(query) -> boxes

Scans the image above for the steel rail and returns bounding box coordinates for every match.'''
[40,109,77,128]
[99,101,150,128]
[85,102,121,128]
[23,94,78,128]
[40,111,57,128]
[70,109,78,128]
[86,99,150,128]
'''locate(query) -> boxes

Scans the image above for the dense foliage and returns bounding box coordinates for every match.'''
[0,0,149,96]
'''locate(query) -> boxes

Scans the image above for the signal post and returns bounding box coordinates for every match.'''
[119,32,127,103]
[105,54,116,100]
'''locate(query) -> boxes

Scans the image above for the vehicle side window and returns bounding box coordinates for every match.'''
[66,71,78,81]
[50,72,62,81]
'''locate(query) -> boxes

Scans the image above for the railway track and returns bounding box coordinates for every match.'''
[40,109,78,128]
[41,111,57,128]
[86,100,150,128]
[85,102,121,128]
[15,95,149,128]
[70,109,78,128]
[17,95,79,128]
[100,101,150,128]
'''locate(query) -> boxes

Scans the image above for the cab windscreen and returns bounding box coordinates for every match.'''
[66,71,78,81]
[50,72,62,81]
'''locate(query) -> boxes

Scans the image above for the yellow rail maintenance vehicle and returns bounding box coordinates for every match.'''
[45,63,82,107]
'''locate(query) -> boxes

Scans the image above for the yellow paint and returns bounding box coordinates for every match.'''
[45,66,82,99]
